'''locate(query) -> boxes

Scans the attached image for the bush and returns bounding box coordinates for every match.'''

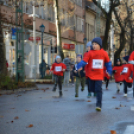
[0,75,36,90]
[44,75,52,79]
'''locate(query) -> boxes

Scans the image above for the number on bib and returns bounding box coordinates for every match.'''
[55,66,62,72]
[92,59,103,69]
[122,67,128,73]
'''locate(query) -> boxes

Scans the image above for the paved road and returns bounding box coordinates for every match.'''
[0,83,134,134]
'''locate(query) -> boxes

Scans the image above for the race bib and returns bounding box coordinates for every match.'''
[92,59,103,69]
[55,66,62,72]
[122,67,128,73]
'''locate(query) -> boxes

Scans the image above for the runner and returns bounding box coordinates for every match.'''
[104,66,110,90]
[113,58,123,93]
[50,56,66,97]
[128,51,134,97]
[121,56,133,97]
[73,54,85,97]
[77,37,112,111]
[84,41,95,97]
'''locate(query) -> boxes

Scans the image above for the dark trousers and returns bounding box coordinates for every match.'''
[104,77,109,88]
[86,78,93,93]
[53,75,63,91]
[88,78,102,108]
[123,81,132,94]
[70,71,74,83]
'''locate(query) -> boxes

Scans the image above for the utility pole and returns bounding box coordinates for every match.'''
[15,0,24,82]
[29,1,39,81]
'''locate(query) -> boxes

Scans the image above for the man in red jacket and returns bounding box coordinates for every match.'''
[77,37,112,111]
[50,56,66,97]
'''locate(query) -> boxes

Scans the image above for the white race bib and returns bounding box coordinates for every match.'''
[122,67,128,73]
[92,59,103,69]
[55,66,62,72]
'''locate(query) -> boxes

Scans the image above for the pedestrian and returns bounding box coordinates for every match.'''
[128,51,134,97]
[50,55,66,97]
[70,64,75,85]
[39,59,47,78]
[113,58,123,93]
[104,66,110,90]
[73,54,85,97]
[121,56,133,97]
[77,37,112,111]
[84,41,96,98]
[63,55,72,86]
[6,60,9,68]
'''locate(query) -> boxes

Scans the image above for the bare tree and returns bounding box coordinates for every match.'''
[92,0,120,50]
[113,0,134,63]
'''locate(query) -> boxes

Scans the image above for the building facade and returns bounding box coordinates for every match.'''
[1,0,86,78]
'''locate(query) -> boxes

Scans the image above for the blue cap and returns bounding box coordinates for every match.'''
[123,56,129,62]
[92,37,102,47]
[56,55,61,60]
[77,54,82,59]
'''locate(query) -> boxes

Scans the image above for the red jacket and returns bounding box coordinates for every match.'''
[113,65,124,82]
[83,49,110,80]
[129,51,134,76]
[50,62,66,76]
[84,51,89,77]
[121,64,133,83]
[104,67,110,80]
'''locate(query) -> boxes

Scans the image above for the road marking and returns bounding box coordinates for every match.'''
[123,125,134,134]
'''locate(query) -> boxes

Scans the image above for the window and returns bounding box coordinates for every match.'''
[47,5,55,22]
[69,15,75,30]
[44,1,48,20]
[48,5,52,20]
[76,17,83,32]
[26,2,32,14]
[76,0,82,7]
[39,4,44,19]
[65,12,69,26]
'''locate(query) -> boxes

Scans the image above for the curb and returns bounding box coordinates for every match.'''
[0,87,37,95]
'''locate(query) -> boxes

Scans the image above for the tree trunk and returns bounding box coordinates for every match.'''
[0,7,7,75]
[102,11,112,50]
[114,30,126,64]
[54,0,64,60]
[129,29,134,55]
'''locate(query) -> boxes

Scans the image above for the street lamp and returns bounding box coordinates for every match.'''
[40,24,45,79]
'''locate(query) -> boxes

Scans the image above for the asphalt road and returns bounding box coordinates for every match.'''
[0,82,134,134]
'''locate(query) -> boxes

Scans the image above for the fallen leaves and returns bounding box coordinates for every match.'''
[15,95,22,97]
[14,116,19,120]
[87,100,91,102]
[110,130,117,134]
[11,121,14,123]
[27,124,33,128]
[112,96,116,99]
[115,107,120,110]
[46,88,49,90]
[25,109,30,112]
[120,104,126,107]
[41,89,46,92]
[0,116,4,118]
